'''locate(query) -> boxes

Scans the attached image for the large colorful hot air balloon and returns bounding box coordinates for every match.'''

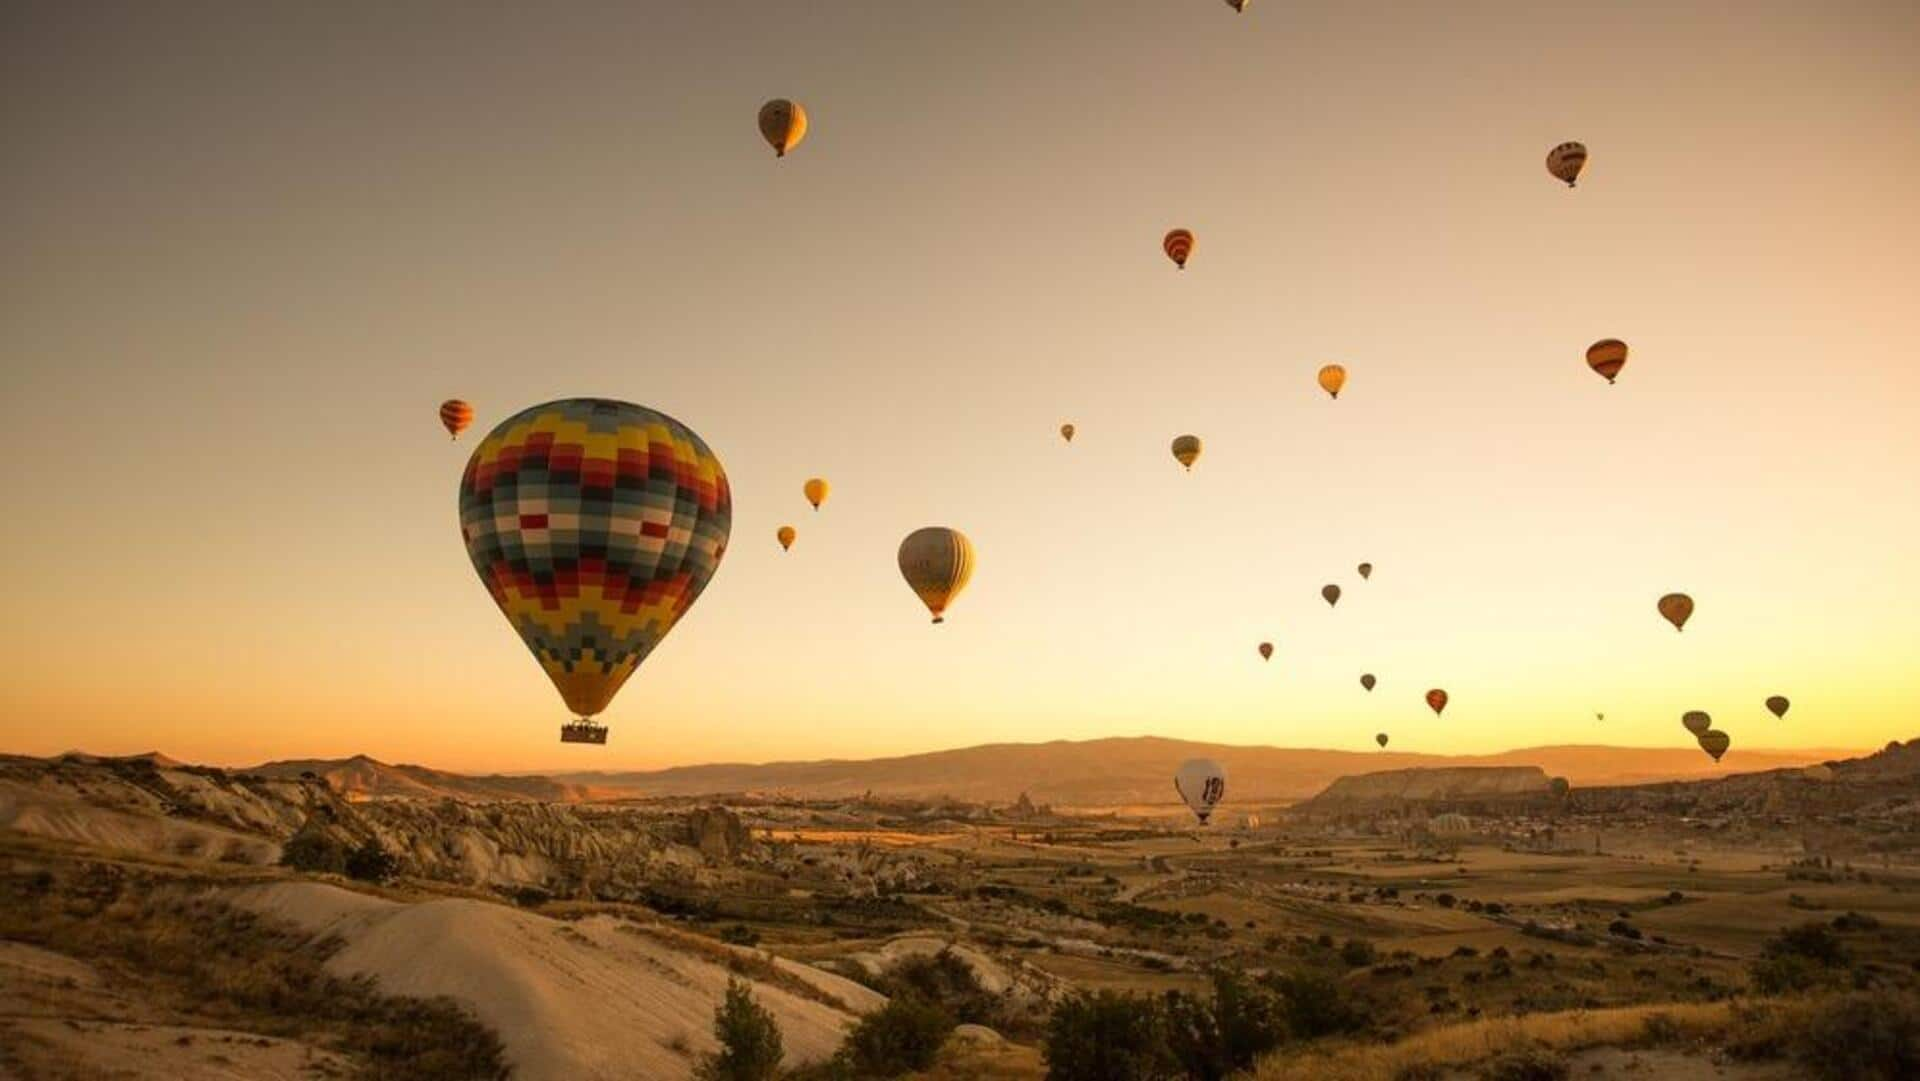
[1174,758,1227,824]
[1258,642,1273,662]
[1357,562,1372,580]
[1765,695,1790,719]
[1681,710,1713,737]
[1547,142,1587,187]
[1060,423,1075,444]
[1360,673,1376,692]
[1317,365,1347,399]
[1698,729,1731,762]
[1375,732,1389,749]
[804,478,830,511]
[1587,339,1628,384]
[439,399,474,440]
[1321,584,1341,607]
[1171,435,1202,471]
[458,398,731,744]
[1163,228,1194,269]
[758,99,807,158]
[1426,689,1449,716]
[777,526,796,552]
[1658,592,1694,632]
[898,527,974,624]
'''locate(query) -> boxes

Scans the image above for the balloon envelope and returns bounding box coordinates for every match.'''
[1360,673,1376,691]
[898,527,974,624]
[1426,689,1448,716]
[1766,695,1790,719]
[439,399,474,440]
[776,526,796,551]
[1163,228,1194,269]
[1321,584,1341,607]
[1357,562,1372,580]
[1174,757,1227,824]
[1547,141,1588,186]
[804,478,829,510]
[1682,710,1713,737]
[1258,642,1273,661]
[1375,733,1388,749]
[1060,423,1075,443]
[1658,593,1694,631]
[1699,729,1731,762]
[1171,435,1202,470]
[1317,364,1347,399]
[1587,339,1628,384]
[458,398,731,723]
[758,99,807,157]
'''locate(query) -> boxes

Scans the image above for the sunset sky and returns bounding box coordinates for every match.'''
[4,2,1917,772]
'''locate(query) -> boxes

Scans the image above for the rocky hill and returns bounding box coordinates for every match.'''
[248,753,599,803]
[1292,766,1552,816]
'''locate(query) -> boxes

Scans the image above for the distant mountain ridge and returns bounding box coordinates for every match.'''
[246,754,600,803]
[546,736,1858,805]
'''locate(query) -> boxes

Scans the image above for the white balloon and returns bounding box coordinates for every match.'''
[1174,757,1228,825]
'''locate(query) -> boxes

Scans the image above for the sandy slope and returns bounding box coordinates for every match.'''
[0,780,279,866]
[229,882,885,1081]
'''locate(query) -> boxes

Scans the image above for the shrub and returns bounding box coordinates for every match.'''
[344,838,398,884]
[1766,923,1849,967]
[1266,968,1368,1040]
[1044,991,1180,1081]
[1752,954,1833,994]
[1340,938,1378,967]
[719,924,760,947]
[280,832,347,875]
[1795,992,1920,1081]
[696,978,783,1081]
[841,995,954,1077]
[1163,969,1288,1081]
[1833,911,1882,933]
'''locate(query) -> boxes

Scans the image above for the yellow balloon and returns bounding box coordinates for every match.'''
[758,99,808,158]
[898,527,974,624]
[1317,364,1347,399]
[1171,434,1202,471]
[776,526,796,551]
[804,477,830,511]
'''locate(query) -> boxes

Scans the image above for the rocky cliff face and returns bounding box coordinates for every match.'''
[1291,766,1552,815]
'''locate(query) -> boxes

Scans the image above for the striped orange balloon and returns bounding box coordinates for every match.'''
[1586,339,1628,384]
[439,399,474,440]
[1547,142,1588,187]
[1163,228,1194,269]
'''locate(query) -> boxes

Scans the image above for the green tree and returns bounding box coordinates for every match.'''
[842,995,954,1077]
[1044,990,1180,1081]
[697,978,783,1081]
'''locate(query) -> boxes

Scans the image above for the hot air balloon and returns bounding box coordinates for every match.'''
[1698,729,1731,763]
[1357,562,1372,580]
[1547,141,1587,187]
[898,527,974,624]
[1375,733,1389,749]
[1765,695,1790,719]
[1426,689,1449,716]
[1258,642,1273,662]
[1163,228,1194,269]
[1171,435,1202,471]
[758,99,807,158]
[1360,673,1376,692]
[1658,593,1694,632]
[804,478,830,511]
[439,399,474,440]
[1174,758,1227,825]
[1586,339,1629,384]
[1225,0,1250,12]
[777,526,796,552]
[1596,712,1606,722]
[1317,364,1347,400]
[458,398,731,745]
[1060,423,1075,444]
[1321,584,1341,607]
[1681,710,1713,737]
